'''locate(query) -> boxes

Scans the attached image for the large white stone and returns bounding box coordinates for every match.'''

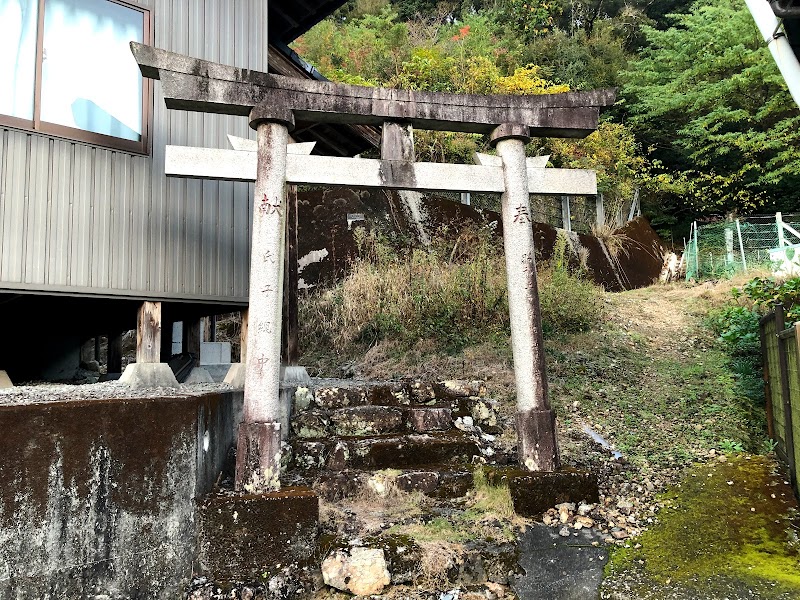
[0,370,12,389]
[321,547,391,596]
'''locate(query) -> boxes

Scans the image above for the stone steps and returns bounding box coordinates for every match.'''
[311,466,476,501]
[286,379,499,502]
[296,379,488,411]
[291,405,454,438]
[292,431,482,472]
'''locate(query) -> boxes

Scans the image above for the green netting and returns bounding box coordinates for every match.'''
[685,214,800,280]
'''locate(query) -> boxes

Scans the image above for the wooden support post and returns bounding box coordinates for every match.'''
[760,315,775,440]
[160,307,174,361]
[235,110,292,493]
[776,305,796,482]
[183,318,203,364]
[492,123,559,472]
[136,301,162,364]
[207,315,217,342]
[108,331,124,374]
[240,309,249,363]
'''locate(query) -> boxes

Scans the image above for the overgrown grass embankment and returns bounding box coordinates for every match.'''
[299,227,605,367]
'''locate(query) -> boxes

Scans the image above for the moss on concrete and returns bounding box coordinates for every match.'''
[605,456,800,596]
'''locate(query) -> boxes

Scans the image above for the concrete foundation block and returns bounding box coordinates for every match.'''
[198,487,319,583]
[204,364,233,382]
[0,370,12,389]
[485,467,599,519]
[223,363,246,388]
[184,367,214,384]
[119,363,180,388]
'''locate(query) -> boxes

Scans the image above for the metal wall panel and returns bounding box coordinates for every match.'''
[0,0,264,303]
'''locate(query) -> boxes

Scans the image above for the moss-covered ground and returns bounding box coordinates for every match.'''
[602,455,800,599]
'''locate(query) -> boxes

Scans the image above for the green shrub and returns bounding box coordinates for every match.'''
[707,306,760,357]
[734,277,800,322]
[539,265,606,335]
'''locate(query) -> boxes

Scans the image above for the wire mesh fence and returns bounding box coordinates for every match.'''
[685,214,800,280]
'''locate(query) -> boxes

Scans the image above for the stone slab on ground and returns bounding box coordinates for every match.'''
[198,487,319,584]
[0,371,12,389]
[486,467,599,518]
[513,524,609,600]
[119,363,180,388]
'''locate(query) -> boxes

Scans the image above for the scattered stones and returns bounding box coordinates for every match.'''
[294,387,313,412]
[321,547,391,596]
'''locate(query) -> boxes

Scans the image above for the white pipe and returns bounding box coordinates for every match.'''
[745,0,800,108]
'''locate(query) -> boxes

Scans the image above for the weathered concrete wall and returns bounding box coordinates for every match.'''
[0,391,243,599]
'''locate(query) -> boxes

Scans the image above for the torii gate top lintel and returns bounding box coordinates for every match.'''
[131,42,615,139]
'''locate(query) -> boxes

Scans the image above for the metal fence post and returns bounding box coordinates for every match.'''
[693,221,700,278]
[736,219,748,272]
[778,212,786,250]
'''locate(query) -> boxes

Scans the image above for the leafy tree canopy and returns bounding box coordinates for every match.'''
[622,0,800,222]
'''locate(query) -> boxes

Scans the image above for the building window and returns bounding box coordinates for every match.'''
[0,0,151,154]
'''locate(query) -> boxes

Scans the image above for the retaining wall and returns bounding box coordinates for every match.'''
[0,391,243,599]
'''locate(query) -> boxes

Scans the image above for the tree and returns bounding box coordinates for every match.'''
[623,0,800,220]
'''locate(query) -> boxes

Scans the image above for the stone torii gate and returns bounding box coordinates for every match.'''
[131,43,615,493]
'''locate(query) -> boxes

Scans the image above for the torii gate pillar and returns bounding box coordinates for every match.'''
[234,107,294,492]
[492,124,559,471]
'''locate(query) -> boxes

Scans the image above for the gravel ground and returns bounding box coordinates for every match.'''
[0,380,237,405]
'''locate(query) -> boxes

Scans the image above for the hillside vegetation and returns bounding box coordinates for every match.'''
[294,0,800,238]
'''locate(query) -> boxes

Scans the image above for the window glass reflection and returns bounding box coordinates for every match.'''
[0,0,38,120]
[41,0,144,141]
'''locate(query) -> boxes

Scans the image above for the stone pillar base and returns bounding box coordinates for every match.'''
[198,487,319,584]
[0,370,12,389]
[235,421,282,492]
[516,408,560,472]
[184,366,214,384]
[119,363,180,388]
[223,362,245,388]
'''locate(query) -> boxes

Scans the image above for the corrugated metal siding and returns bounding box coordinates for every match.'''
[0,0,263,303]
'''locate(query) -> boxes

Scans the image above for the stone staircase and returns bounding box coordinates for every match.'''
[283,379,504,499]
